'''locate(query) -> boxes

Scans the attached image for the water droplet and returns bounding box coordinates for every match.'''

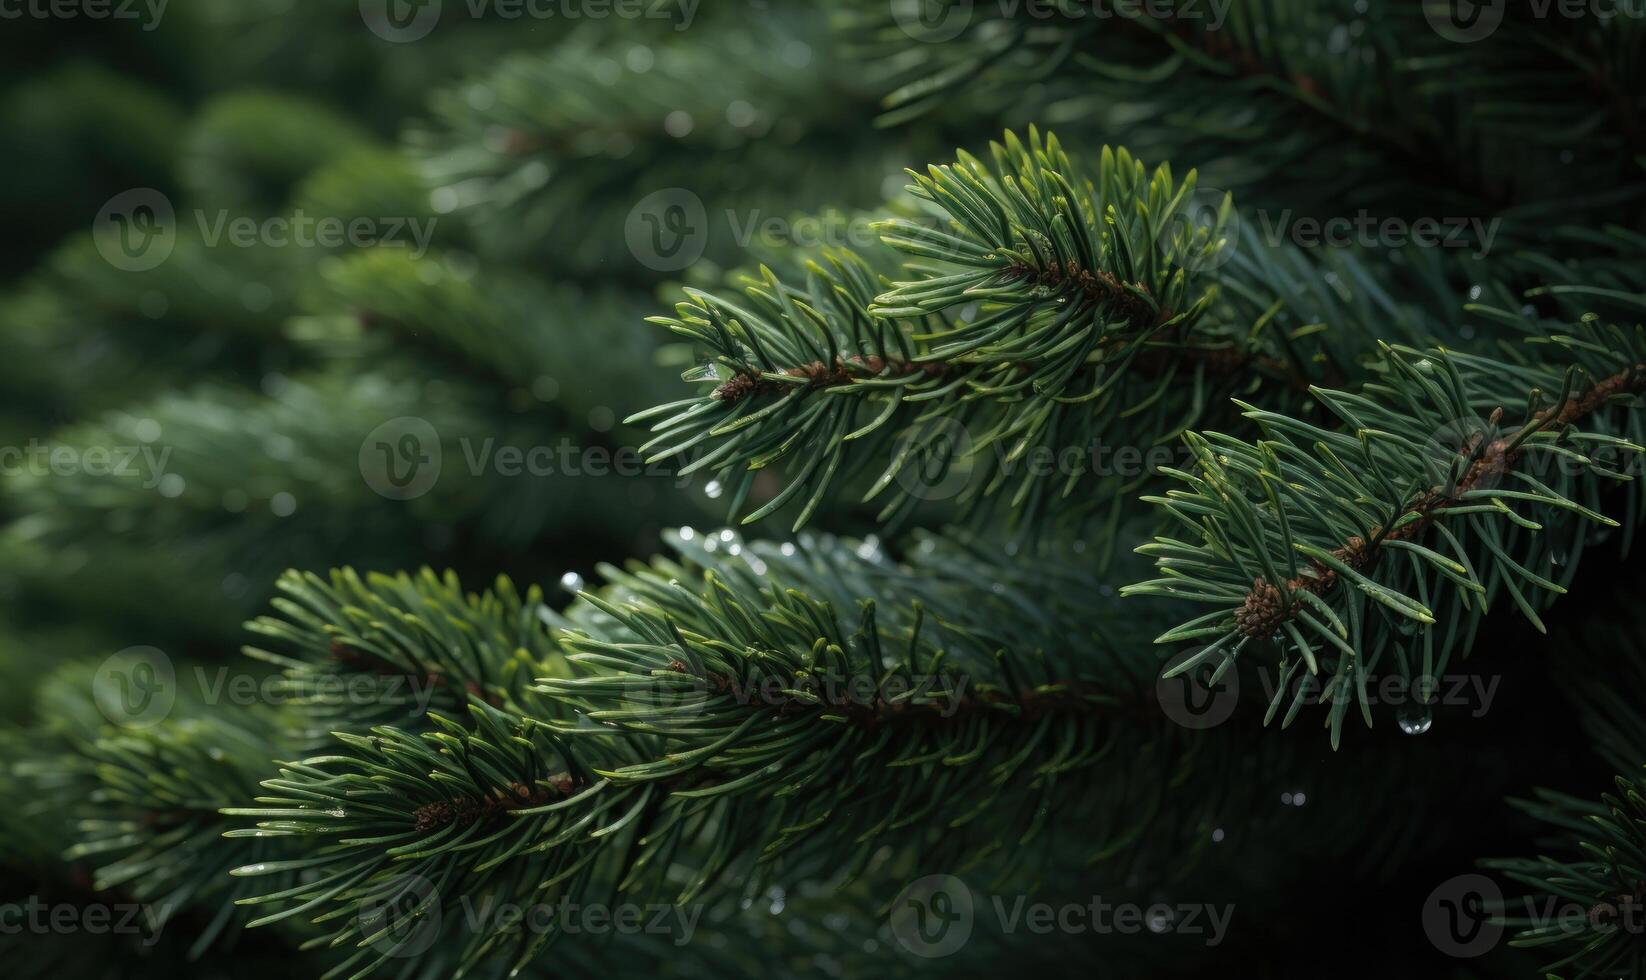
[1396,704,1432,735]
[780,542,796,557]
[664,110,694,138]
[703,480,723,500]
[678,526,696,541]
[681,360,722,384]
[726,100,757,127]
[625,45,655,73]
[559,572,585,594]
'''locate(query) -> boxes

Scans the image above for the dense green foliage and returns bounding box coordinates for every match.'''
[4,3,1645,978]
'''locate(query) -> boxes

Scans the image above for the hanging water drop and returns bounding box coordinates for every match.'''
[681,360,722,383]
[559,571,585,594]
[1147,907,1175,933]
[1396,704,1432,735]
[704,479,724,500]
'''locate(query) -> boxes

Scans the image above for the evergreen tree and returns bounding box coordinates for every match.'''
[3,3,1645,977]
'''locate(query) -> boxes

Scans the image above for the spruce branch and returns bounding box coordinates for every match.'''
[5,680,311,963]
[226,530,1223,976]
[849,1,1645,224]
[1483,776,1646,979]
[411,23,915,274]
[243,567,563,747]
[631,130,1323,536]
[1127,307,1646,746]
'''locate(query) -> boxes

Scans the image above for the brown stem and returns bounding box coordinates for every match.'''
[1000,259,1162,327]
[711,354,945,404]
[329,641,503,708]
[666,658,1142,728]
[1235,365,1646,639]
[411,775,576,832]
